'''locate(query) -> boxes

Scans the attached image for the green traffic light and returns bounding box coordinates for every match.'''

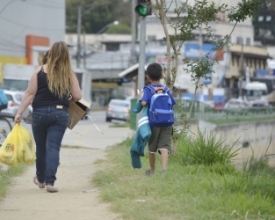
[137,6,148,16]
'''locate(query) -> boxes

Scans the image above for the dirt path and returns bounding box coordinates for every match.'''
[0,147,121,220]
[0,122,134,220]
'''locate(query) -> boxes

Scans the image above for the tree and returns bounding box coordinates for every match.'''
[106,24,131,34]
[66,0,131,34]
[152,0,271,153]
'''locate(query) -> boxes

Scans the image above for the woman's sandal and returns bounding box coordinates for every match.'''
[33,176,45,189]
[46,185,58,193]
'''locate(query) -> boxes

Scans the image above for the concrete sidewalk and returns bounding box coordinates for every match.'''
[0,123,134,220]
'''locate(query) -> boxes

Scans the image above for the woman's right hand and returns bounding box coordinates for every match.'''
[14,113,22,124]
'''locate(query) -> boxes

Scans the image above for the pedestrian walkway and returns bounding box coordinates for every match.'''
[62,123,133,150]
[0,123,133,220]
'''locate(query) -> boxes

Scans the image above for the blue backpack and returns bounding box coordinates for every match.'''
[146,85,174,127]
[0,89,8,111]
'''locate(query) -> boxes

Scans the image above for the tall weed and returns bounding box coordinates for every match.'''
[242,143,275,176]
[175,129,239,173]
[224,144,275,203]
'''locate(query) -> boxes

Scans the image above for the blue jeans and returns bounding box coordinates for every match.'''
[31,105,68,186]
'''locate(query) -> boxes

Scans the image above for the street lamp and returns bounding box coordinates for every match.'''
[93,21,119,52]
[76,2,110,68]
[81,20,119,68]
[96,21,119,34]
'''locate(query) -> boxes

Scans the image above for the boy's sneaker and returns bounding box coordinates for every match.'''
[145,169,154,176]
[161,169,167,174]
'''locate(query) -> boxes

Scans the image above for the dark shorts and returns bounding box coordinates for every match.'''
[148,126,173,154]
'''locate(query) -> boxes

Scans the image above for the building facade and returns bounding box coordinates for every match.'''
[146,0,254,46]
[65,0,273,106]
[0,0,65,81]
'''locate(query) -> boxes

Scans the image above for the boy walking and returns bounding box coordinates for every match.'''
[140,63,176,175]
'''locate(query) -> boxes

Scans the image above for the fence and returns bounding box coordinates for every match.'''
[174,103,275,125]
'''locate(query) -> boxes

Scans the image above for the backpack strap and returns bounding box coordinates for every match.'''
[146,85,169,94]
[146,85,155,93]
[163,87,170,93]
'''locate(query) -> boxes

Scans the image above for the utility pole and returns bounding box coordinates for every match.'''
[135,0,151,91]
[134,0,151,130]
[77,5,82,68]
[199,27,204,102]
[239,39,244,99]
[83,30,86,69]
[137,16,146,92]
[130,0,137,66]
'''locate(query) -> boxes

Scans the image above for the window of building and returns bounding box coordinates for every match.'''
[248,58,252,67]
[105,43,119,51]
[236,37,243,44]
[266,16,272,22]
[236,56,240,66]
[258,59,261,69]
[246,38,251,45]
[166,0,181,13]
[258,16,264,22]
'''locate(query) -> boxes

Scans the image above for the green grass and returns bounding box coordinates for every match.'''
[0,164,27,201]
[109,122,130,128]
[92,135,275,220]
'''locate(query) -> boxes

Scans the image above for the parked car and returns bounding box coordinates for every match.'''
[106,99,131,122]
[179,98,214,111]
[246,99,270,108]
[224,98,271,114]
[224,98,247,110]
[0,90,30,119]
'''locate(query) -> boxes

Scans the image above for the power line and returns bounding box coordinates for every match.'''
[0,15,64,30]
[0,48,129,67]
[0,0,23,15]
[0,0,63,16]
[24,0,64,9]
[0,45,25,53]
[0,36,45,53]
[32,0,64,7]
[0,36,26,47]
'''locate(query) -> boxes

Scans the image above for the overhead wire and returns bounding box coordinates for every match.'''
[32,0,64,7]
[0,0,128,65]
[0,0,64,16]
[0,15,64,30]
[24,0,64,9]
[0,43,130,66]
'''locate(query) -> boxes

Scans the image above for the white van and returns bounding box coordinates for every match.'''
[2,64,35,91]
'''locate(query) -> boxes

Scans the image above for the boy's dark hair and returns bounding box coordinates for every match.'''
[146,63,163,81]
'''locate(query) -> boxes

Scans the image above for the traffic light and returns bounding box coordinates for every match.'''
[135,0,152,17]
[253,12,275,45]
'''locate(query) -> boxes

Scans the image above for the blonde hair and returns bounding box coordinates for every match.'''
[47,41,73,98]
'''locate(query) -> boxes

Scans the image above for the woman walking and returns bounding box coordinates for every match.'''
[14,41,82,192]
